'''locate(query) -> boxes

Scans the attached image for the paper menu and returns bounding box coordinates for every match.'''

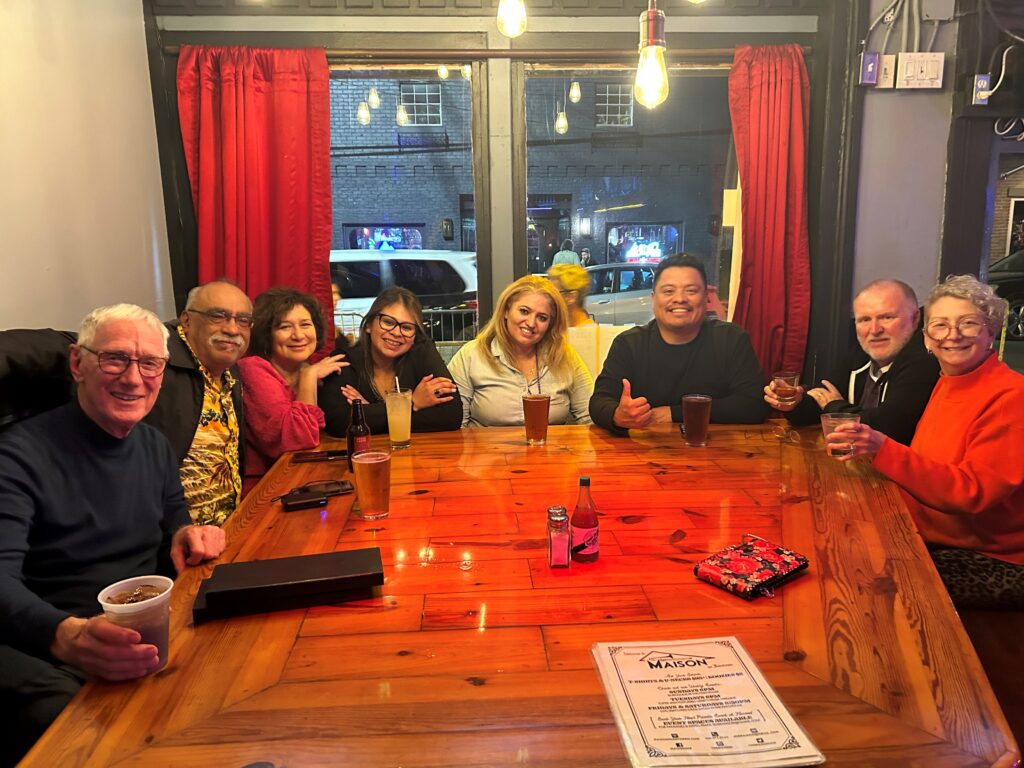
[592,637,825,767]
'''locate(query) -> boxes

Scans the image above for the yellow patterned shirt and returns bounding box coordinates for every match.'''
[176,326,242,526]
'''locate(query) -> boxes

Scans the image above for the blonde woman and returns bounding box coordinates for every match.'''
[449,275,594,427]
[548,263,595,327]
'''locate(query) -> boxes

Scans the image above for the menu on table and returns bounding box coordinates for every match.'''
[592,637,825,767]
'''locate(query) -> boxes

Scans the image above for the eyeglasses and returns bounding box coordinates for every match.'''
[924,316,987,341]
[79,345,168,378]
[186,308,254,329]
[376,313,418,338]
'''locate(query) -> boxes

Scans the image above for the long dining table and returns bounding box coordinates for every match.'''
[23,423,1020,767]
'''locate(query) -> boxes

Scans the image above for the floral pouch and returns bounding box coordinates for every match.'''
[693,534,809,600]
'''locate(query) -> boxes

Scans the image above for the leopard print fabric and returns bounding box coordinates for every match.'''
[929,547,1024,609]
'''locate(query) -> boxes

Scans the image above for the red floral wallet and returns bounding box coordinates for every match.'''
[693,534,809,600]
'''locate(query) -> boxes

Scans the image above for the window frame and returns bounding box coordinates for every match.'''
[399,81,443,127]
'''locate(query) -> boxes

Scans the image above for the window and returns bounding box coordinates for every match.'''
[400,82,442,126]
[331,262,383,299]
[590,268,615,295]
[390,259,466,297]
[617,267,653,293]
[595,84,633,128]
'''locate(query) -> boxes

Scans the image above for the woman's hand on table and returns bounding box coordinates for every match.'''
[340,384,369,405]
[412,374,457,411]
[827,421,887,460]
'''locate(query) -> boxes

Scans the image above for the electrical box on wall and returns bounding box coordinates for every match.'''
[896,52,945,89]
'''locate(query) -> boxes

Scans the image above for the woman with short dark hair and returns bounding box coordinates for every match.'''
[320,287,462,436]
[238,287,348,486]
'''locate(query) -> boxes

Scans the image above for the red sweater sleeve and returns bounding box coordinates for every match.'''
[872,383,1024,515]
[239,357,324,459]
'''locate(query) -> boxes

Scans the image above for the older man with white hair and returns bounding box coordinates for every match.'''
[0,304,226,766]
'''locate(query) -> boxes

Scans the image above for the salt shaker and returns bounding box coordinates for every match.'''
[547,505,570,568]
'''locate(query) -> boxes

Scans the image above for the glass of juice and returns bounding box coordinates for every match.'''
[385,387,412,450]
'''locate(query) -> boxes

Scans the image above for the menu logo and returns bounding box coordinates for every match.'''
[641,651,713,669]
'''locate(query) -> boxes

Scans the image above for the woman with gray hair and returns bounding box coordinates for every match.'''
[828,274,1024,607]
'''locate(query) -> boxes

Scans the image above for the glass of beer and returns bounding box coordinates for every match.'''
[385,387,412,450]
[772,371,800,406]
[681,395,712,447]
[352,450,392,519]
[820,413,860,458]
[522,392,551,446]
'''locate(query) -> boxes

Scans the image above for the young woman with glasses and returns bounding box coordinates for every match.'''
[826,274,1024,608]
[321,287,462,437]
[237,288,349,491]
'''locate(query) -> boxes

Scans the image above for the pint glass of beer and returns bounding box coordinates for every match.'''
[522,393,551,446]
[681,395,712,447]
[352,450,392,519]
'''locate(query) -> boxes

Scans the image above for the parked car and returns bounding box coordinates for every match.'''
[583,262,727,326]
[329,250,478,341]
[988,249,1024,340]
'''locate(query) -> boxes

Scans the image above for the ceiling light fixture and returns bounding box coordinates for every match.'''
[396,101,409,126]
[554,105,568,135]
[569,81,581,103]
[357,101,371,125]
[437,64,450,80]
[634,0,669,109]
[461,64,472,80]
[367,87,380,109]
[496,0,527,38]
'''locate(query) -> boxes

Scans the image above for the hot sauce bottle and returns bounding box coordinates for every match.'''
[570,476,599,563]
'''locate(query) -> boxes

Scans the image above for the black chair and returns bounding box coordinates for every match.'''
[0,329,76,432]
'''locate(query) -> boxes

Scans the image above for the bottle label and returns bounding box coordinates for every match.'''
[354,435,371,454]
[571,525,599,556]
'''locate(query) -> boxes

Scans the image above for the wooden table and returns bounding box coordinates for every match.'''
[24,424,1020,767]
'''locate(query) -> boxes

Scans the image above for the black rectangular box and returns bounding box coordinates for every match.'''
[192,548,384,624]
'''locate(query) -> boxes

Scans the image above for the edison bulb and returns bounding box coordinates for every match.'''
[554,111,568,135]
[367,87,380,109]
[396,104,410,126]
[634,45,669,109]
[461,64,472,80]
[437,64,450,80]
[496,0,527,38]
[357,101,371,125]
[569,81,581,103]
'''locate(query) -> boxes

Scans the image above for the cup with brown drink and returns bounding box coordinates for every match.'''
[352,449,392,520]
[772,371,801,406]
[681,394,712,447]
[522,391,551,446]
[97,575,174,673]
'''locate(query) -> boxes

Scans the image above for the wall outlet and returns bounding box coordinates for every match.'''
[878,55,897,89]
[895,51,945,89]
[860,52,880,86]
[973,73,992,105]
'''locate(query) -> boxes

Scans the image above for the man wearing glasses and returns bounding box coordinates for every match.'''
[0,304,226,766]
[0,279,252,526]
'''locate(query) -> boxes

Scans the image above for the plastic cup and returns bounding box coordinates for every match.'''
[352,450,392,520]
[772,371,800,406]
[97,574,173,673]
[820,413,861,458]
[681,394,712,447]
[385,387,412,449]
[522,393,551,446]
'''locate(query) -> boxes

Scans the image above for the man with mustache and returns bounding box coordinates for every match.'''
[589,253,769,433]
[0,280,252,525]
[764,279,939,445]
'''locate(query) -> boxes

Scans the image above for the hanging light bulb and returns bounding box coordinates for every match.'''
[367,87,380,109]
[437,64,450,80]
[496,0,527,38]
[634,0,670,109]
[687,0,707,3]
[569,81,581,103]
[554,106,568,135]
[357,101,371,125]
[461,64,472,80]
[396,102,410,126]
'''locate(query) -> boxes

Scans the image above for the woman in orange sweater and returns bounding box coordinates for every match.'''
[829,274,1024,607]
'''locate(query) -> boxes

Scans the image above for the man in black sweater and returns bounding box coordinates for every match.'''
[764,279,940,445]
[589,253,770,434]
[0,304,226,766]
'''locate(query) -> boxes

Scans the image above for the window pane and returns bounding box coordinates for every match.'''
[390,259,466,296]
[525,69,735,323]
[331,262,382,298]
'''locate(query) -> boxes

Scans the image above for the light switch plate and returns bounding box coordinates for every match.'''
[895,52,945,89]
[878,55,897,89]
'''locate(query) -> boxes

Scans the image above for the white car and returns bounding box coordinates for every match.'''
[329,249,478,339]
[585,263,658,324]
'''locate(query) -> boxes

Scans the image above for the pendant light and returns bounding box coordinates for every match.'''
[461,64,472,80]
[568,81,582,103]
[357,101,371,125]
[367,87,380,109]
[396,100,410,126]
[437,64,450,80]
[554,103,568,135]
[634,0,669,109]
[496,0,527,38]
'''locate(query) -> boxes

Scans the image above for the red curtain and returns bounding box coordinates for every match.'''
[728,44,811,380]
[177,46,333,334]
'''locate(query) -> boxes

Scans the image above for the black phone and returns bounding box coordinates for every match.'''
[292,449,348,463]
[281,490,331,512]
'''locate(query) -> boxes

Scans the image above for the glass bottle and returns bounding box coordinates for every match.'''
[346,401,371,472]
[547,506,570,568]
[570,476,599,563]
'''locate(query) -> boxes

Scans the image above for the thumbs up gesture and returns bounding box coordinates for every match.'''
[613,378,654,429]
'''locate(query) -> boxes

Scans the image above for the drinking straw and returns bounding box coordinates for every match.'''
[395,375,401,393]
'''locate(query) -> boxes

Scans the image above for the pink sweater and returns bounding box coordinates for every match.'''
[238,356,325,479]
[872,353,1024,565]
